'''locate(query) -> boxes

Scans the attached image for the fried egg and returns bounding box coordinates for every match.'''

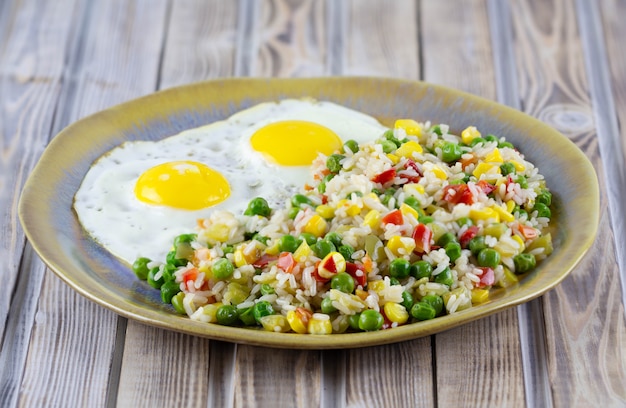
[73,99,387,264]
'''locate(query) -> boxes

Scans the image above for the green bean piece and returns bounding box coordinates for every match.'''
[410,260,432,279]
[500,162,516,176]
[244,197,272,217]
[445,242,462,263]
[321,297,338,314]
[477,248,501,268]
[171,292,186,314]
[147,267,165,289]
[401,291,414,310]
[513,253,536,274]
[331,272,355,294]
[279,234,300,253]
[358,310,384,331]
[326,154,345,173]
[212,258,235,280]
[343,139,359,154]
[433,267,454,287]
[132,257,151,280]
[216,305,240,326]
[252,301,274,323]
[421,294,444,316]
[160,281,180,304]
[410,302,437,321]
[313,239,336,258]
[389,258,411,279]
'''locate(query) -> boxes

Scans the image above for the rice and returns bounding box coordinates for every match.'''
[135,116,554,334]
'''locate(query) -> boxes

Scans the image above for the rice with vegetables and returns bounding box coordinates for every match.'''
[132,117,553,334]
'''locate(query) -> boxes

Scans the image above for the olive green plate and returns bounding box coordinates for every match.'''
[19,77,599,349]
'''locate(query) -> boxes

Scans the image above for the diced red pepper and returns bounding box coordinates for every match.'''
[442,184,474,205]
[181,267,199,283]
[460,154,477,170]
[295,307,313,326]
[252,254,278,268]
[382,209,403,225]
[399,159,422,183]
[321,194,328,204]
[312,260,330,283]
[476,267,495,288]
[345,262,367,287]
[380,309,393,330]
[277,252,296,273]
[405,159,423,176]
[477,180,496,195]
[459,225,480,248]
[412,223,432,254]
[371,168,396,185]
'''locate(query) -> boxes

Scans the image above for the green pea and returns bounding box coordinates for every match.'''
[325,232,343,248]
[445,242,462,263]
[477,248,501,268]
[171,292,186,314]
[381,139,397,154]
[331,272,355,294]
[260,283,275,296]
[358,310,384,331]
[216,305,240,326]
[433,267,454,287]
[389,258,411,279]
[500,162,516,176]
[291,194,314,209]
[313,239,336,258]
[498,141,514,149]
[166,250,187,267]
[279,234,300,253]
[448,178,466,186]
[160,280,181,304]
[389,277,401,286]
[132,257,151,280]
[534,202,551,219]
[419,215,434,224]
[252,234,269,245]
[421,294,444,316]
[318,174,335,194]
[516,175,528,189]
[288,207,301,220]
[469,236,487,256]
[237,307,257,326]
[212,258,234,280]
[441,142,463,163]
[147,267,164,289]
[343,139,359,153]
[252,301,274,323]
[429,124,442,135]
[456,217,473,228]
[403,196,420,211]
[536,189,552,206]
[174,233,197,247]
[321,297,337,314]
[436,232,457,247]
[222,245,234,255]
[410,302,437,321]
[299,232,318,246]
[513,253,536,274]
[401,291,414,310]
[348,313,362,331]
[383,129,402,146]
[160,264,177,283]
[410,260,432,279]
[338,245,355,261]
[326,154,345,173]
[484,134,499,143]
[244,197,271,217]
[470,137,486,147]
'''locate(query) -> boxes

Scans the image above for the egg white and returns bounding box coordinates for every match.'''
[74,99,387,265]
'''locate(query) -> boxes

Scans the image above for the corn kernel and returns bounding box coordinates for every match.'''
[355,288,369,300]
[201,302,222,323]
[499,267,519,288]
[470,207,500,223]
[511,235,525,253]
[399,203,419,220]
[260,314,291,332]
[338,199,361,216]
[307,316,333,334]
[383,302,409,324]
[473,162,501,179]
[265,241,281,255]
[492,204,514,222]
[485,148,503,164]
[509,160,526,172]
[304,214,328,237]
[404,183,425,195]
[286,310,308,334]
[432,165,448,180]
[293,240,312,262]
[316,204,335,219]
[234,248,247,268]
[461,126,481,144]
[395,140,423,158]
[506,200,516,213]
[363,210,381,228]
[369,280,386,293]
[471,288,490,304]
[395,119,422,136]
[387,153,400,164]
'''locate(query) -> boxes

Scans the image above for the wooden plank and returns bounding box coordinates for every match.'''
[0,1,82,406]
[508,0,626,406]
[421,1,525,406]
[114,1,240,406]
[15,1,169,406]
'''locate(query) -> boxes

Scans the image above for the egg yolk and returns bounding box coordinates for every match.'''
[250,120,342,166]
[134,161,230,210]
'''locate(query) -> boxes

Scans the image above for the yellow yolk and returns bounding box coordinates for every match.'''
[250,120,342,166]
[134,161,230,210]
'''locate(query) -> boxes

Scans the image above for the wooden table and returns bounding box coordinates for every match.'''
[2,0,625,406]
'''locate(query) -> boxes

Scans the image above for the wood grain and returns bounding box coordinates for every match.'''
[510,0,626,405]
[15,1,169,406]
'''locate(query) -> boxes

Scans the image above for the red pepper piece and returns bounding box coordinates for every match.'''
[476,267,495,288]
[412,223,432,254]
[371,168,396,185]
[459,225,480,248]
[252,254,278,268]
[442,184,474,205]
[345,262,367,287]
[477,180,496,195]
[381,209,403,225]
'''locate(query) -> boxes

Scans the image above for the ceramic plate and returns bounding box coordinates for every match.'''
[19,77,599,349]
